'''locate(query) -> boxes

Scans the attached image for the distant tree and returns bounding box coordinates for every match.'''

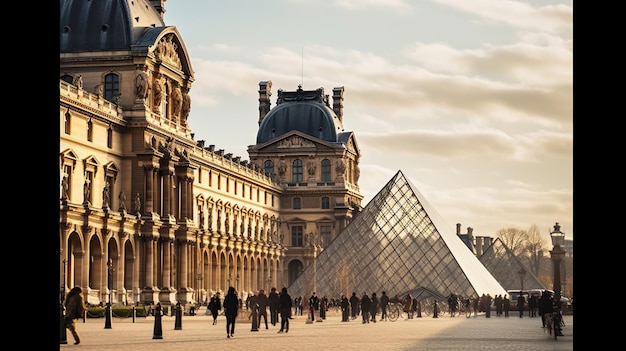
[495,227,528,256]
[524,224,548,277]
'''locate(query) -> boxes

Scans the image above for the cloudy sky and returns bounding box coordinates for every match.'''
[164,0,573,242]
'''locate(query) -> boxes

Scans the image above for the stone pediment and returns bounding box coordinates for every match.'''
[256,132,339,153]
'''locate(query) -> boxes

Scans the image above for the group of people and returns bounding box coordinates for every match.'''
[207,286,294,338]
[62,287,564,343]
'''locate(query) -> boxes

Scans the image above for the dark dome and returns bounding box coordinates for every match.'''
[60,0,164,52]
[256,86,344,144]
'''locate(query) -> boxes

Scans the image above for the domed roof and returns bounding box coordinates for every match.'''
[60,0,165,52]
[256,86,344,144]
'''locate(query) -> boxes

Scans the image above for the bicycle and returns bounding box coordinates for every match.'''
[387,302,403,322]
[544,309,564,340]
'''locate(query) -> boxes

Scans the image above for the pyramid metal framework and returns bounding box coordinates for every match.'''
[287,170,507,301]
[478,237,546,291]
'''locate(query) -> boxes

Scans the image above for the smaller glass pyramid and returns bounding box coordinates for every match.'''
[288,170,507,302]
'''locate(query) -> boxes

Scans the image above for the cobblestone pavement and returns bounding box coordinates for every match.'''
[59,308,573,350]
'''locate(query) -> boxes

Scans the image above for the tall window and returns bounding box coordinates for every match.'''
[104,73,120,101]
[264,160,274,178]
[107,126,113,148]
[293,197,301,209]
[87,119,93,142]
[292,159,303,182]
[64,110,71,134]
[291,226,304,247]
[321,197,330,209]
[321,159,332,181]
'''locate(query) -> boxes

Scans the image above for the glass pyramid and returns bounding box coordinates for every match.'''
[478,237,546,291]
[287,170,507,301]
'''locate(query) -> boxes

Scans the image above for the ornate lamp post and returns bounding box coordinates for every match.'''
[549,222,566,304]
[517,267,526,292]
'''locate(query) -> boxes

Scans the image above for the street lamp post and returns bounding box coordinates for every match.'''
[549,222,566,304]
[517,268,526,292]
[105,258,113,329]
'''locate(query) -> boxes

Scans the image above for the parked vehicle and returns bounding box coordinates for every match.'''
[507,290,529,311]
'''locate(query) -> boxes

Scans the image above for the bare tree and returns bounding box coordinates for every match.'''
[525,224,548,276]
[496,227,528,256]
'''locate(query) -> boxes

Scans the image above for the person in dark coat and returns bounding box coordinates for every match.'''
[538,290,553,327]
[278,287,292,333]
[268,287,280,326]
[223,286,239,338]
[370,292,379,322]
[360,292,371,324]
[349,292,360,319]
[64,287,86,345]
[380,291,390,321]
[503,294,510,317]
[208,292,222,325]
[308,292,320,321]
[517,293,526,318]
[529,294,539,317]
[256,289,270,329]
[340,294,350,322]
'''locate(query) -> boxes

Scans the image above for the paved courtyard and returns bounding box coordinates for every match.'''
[59,308,573,350]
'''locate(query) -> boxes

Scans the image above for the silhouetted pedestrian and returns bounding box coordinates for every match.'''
[223,286,238,338]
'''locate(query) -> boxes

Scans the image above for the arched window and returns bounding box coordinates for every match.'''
[292,159,303,182]
[87,119,93,142]
[264,160,275,178]
[104,73,119,101]
[293,197,301,210]
[321,159,332,181]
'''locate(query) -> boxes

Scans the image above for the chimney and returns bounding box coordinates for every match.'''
[332,86,344,123]
[456,223,461,235]
[207,145,215,152]
[258,81,272,126]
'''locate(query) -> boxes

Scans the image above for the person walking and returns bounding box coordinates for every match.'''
[308,292,320,321]
[278,287,292,333]
[380,291,389,321]
[538,290,553,328]
[503,294,510,317]
[403,294,413,319]
[485,294,492,318]
[268,287,279,326]
[349,292,360,320]
[223,286,239,338]
[64,287,86,345]
[256,289,270,329]
[370,292,379,323]
[517,293,525,318]
[529,294,538,317]
[208,292,222,325]
[360,292,371,324]
[340,294,350,322]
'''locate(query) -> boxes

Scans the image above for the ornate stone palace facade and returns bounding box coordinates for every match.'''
[59,0,362,307]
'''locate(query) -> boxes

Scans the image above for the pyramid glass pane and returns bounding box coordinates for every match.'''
[288,170,507,302]
[479,238,546,291]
